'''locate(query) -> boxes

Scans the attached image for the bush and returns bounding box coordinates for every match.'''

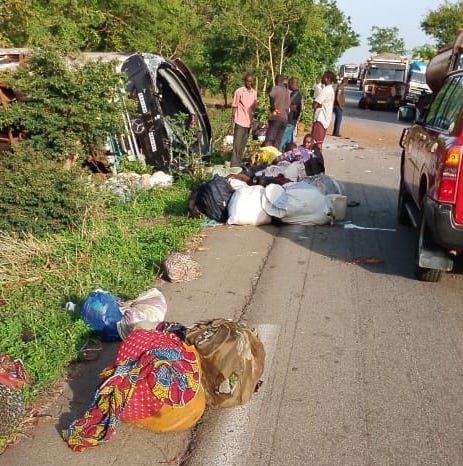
[0,150,107,237]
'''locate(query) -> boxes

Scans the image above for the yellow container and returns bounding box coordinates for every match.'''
[126,384,206,432]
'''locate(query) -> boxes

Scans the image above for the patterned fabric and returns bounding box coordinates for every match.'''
[161,252,201,283]
[0,385,25,438]
[62,329,201,452]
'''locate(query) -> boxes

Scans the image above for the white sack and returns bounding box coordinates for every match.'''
[263,181,333,225]
[227,185,272,225]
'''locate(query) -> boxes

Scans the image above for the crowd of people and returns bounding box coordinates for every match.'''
[229,69,348,171]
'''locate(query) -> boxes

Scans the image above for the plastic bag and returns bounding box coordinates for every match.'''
[80,289,122,342]
[117,288,168,339]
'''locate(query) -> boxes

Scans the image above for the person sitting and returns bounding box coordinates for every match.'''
[271,133,325,177]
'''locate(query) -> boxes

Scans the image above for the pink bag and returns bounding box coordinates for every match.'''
[0,355,31,389]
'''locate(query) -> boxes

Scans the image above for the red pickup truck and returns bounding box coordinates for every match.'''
[398,33,463,281]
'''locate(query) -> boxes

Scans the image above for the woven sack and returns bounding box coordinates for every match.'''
[0,355,32,438]
[161,252,201,283]
[185,318,265,408]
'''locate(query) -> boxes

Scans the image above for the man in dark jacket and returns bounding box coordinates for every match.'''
[333,77,348,137]
[263,74,290,150]
[280,77,303,150]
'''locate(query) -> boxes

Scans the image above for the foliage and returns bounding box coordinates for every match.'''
[0,150,108,237]
[410,44,438,61]
[420,0,463,49]
[367,26,406,55]
[0,48,128,164]
[0,1,360,109]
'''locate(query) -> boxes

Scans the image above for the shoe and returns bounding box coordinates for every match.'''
[332,133,342,137]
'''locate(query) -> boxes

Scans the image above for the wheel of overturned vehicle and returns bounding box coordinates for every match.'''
[415,212,443,282]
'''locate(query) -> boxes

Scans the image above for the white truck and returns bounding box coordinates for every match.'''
[339,63,359,83]
[358,52,408,110]
[404,60,432,104]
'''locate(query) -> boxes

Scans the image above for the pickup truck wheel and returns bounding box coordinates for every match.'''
[415,213,443,282]
[358,97,366,109]
[397,179,411,226]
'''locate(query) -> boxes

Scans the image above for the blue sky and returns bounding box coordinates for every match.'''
[335,0,442,64]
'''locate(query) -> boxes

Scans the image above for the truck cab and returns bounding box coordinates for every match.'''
[358,53,408,110]
[405,60,432,104]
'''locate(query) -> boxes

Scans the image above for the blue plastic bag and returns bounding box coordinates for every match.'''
[80,290,122,342]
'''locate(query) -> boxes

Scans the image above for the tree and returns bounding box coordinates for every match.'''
[367,26,406,55]
[0,48,129,163]
[411,44,438,61]
[421,0,463,49]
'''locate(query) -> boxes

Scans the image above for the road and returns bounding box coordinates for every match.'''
[185,87,463,465]
[1,86,462,466]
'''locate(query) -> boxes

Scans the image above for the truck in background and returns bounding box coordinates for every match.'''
[425,29,463,94]
[338,63,360,83]
[358,52,408,110]
[404,60,432,104]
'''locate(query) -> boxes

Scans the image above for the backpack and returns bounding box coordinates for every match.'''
[185,318,265,408]
[191,175,235,222]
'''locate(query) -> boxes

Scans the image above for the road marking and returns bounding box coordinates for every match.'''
[344,223,396,232]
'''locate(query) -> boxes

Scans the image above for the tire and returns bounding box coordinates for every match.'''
[415,212,443,282]
[358,97,366,109]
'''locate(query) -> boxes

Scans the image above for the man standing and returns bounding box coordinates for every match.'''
[263,74,290,150]
[333,77,348,137]
[280,77,303,150]
[231,73,258,167]
[311,71,336,148]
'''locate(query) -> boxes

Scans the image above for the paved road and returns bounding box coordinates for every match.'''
[2,107,463,465]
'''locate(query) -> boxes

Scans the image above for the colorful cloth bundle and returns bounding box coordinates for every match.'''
[62,329,201,452]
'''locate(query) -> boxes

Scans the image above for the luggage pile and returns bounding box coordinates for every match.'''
[62,288,265,451]
[188,171,346,227]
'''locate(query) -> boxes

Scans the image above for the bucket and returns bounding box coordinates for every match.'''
[327,194,347,221]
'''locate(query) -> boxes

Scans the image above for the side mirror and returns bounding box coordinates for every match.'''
[397,105,417,122]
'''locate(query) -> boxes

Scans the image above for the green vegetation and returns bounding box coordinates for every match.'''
[367,26,407,56]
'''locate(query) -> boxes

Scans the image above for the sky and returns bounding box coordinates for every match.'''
[335,0,441,65]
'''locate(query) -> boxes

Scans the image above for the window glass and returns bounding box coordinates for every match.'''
[425,75,463,131]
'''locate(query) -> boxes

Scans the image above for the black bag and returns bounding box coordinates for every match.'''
[304,144,325,176]
[190,175,235,222]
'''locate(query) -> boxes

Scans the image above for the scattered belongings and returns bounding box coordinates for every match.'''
[261,182,334,225]
[185,318,265,408]
[227,185,272,226]
[0,355,32,440]
[161,252,201,283]
[188,174,235,222]
[117,288,168,339]
[80,289,123,342]
[103,170,173,201]
[62,328,202,451]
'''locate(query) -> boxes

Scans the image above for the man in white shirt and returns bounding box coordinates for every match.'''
[311,71,336,148]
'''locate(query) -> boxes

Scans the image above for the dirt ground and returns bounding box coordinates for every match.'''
[328,119,400,148]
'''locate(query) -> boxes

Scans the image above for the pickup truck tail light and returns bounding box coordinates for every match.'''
[436,145,462,203]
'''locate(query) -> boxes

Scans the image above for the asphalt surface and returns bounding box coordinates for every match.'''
[2,106,463,465]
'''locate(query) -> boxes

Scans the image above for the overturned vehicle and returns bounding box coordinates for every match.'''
[121,53,212,170]
[0,50,212,171]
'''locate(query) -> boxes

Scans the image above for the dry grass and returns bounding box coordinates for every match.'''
[0,233,55,286]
